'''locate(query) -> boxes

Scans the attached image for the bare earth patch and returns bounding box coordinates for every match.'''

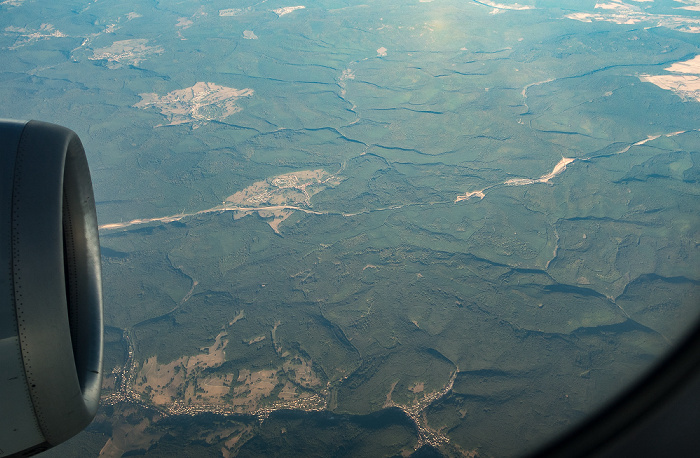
[99,407,162,457]
[225,169,343,233]
[456,158,574,203]
[409,382,425,394]
[134,81,254,128]
[274,6,305,16]
[90,39,163,68]
[640,55,700,102]
[99,169,341,234]
[131,322,324,415]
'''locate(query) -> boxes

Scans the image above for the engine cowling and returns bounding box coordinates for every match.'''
[0,120,103,457]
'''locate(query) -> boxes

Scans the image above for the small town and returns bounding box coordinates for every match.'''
[101,329,460,453]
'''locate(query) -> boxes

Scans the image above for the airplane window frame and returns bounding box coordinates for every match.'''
[530,315,700,458]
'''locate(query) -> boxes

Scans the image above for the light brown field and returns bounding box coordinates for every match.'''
[132,320,323,414]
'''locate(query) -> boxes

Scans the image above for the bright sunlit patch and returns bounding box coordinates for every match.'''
[479,1,535,10]
[640,55,700,102]
[675,0,700,11]
[567,1,700,32]
[425,18,448,31]
[273,5,305,17]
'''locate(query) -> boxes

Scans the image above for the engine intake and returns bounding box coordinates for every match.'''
[0,120,103,457]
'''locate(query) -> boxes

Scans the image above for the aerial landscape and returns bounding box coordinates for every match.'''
[2,0,700,456]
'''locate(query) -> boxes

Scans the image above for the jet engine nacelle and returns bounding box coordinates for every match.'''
[0,120,103,457]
